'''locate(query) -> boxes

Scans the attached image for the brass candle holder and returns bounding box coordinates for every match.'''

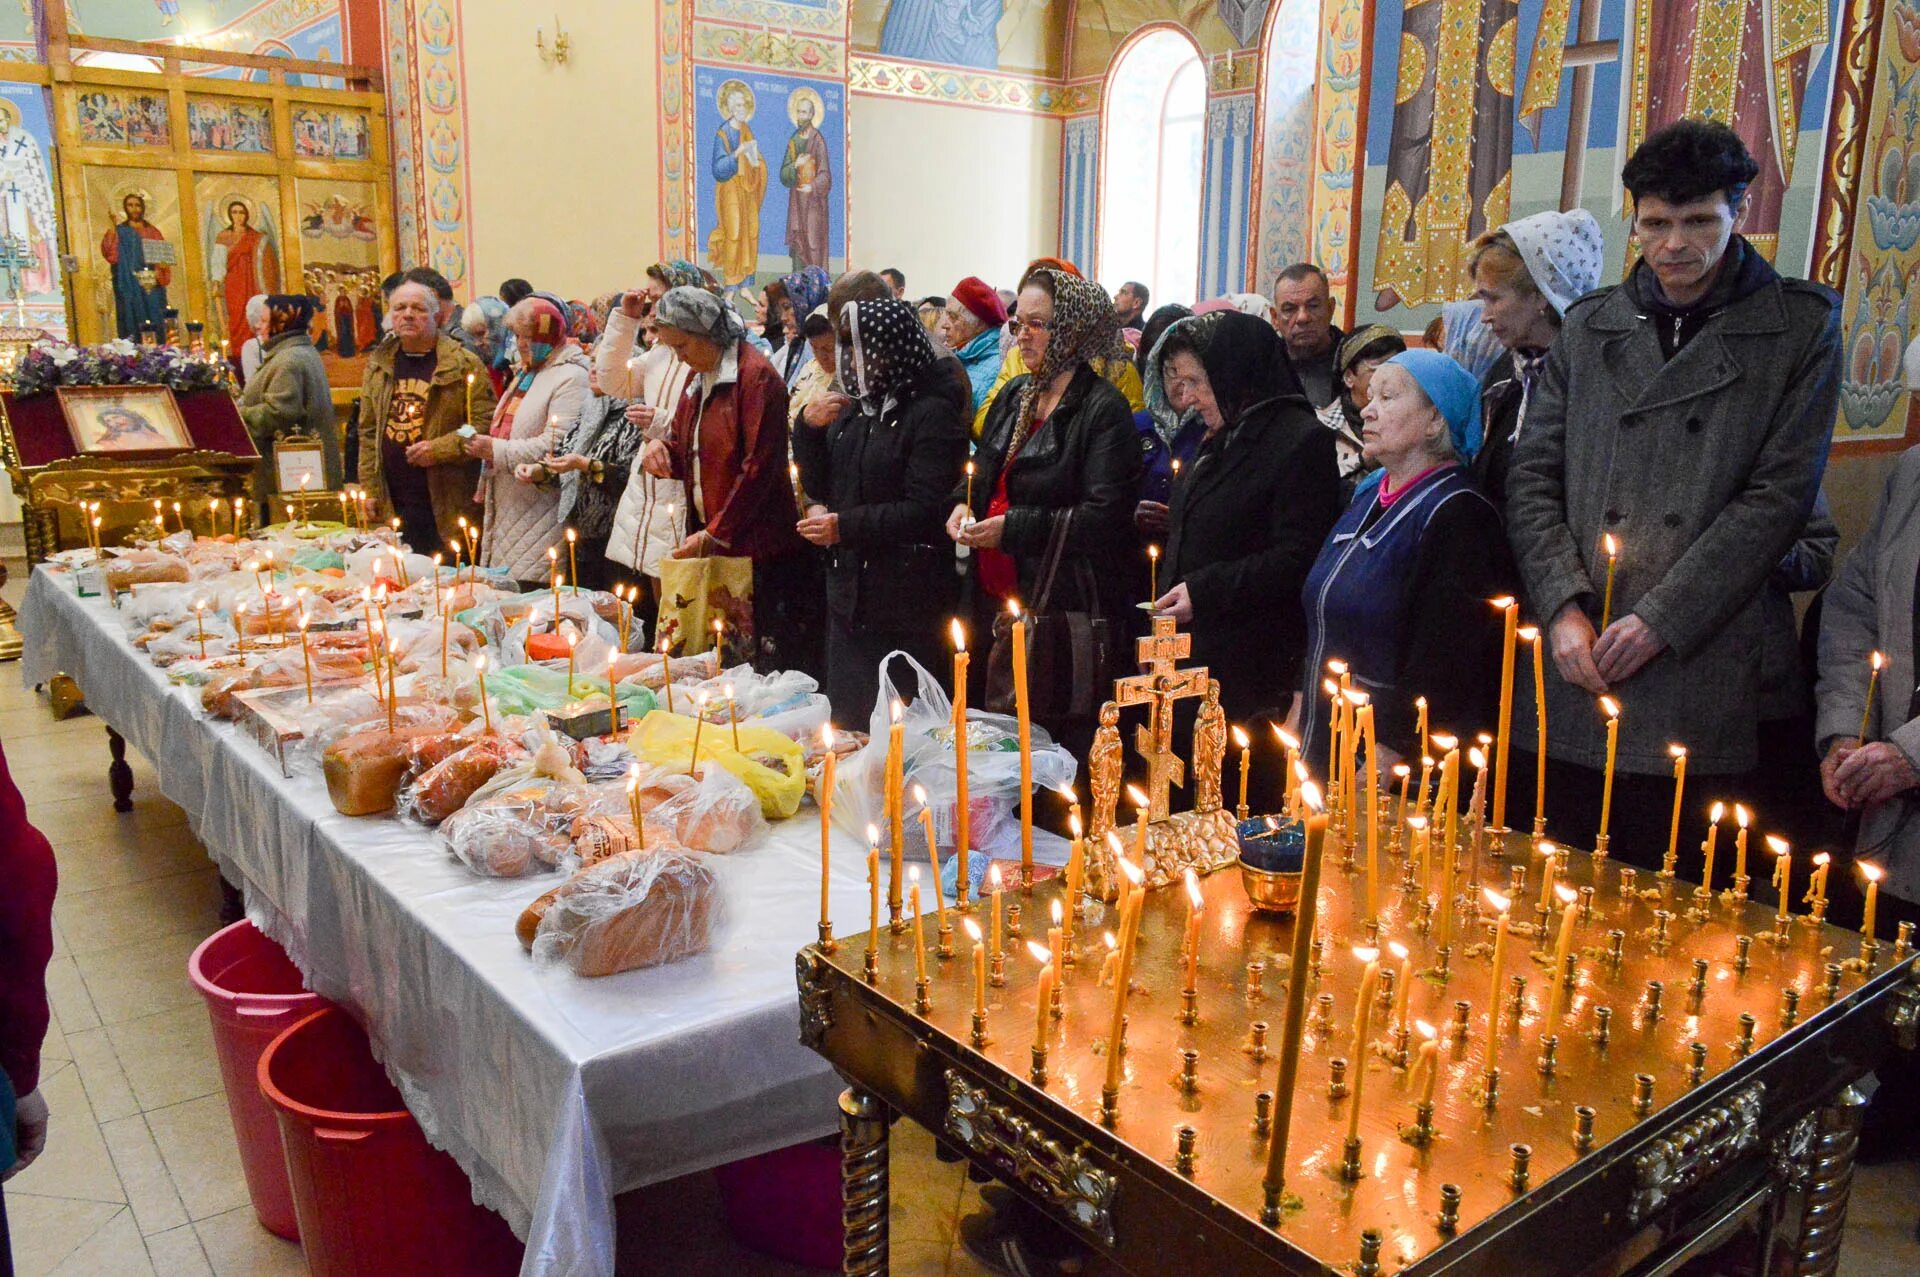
[970,1009,988,1047]
[1328,1056,1350,1100]
[1690,958,1709,1001]
[1632,1073,1655,1116]
[1735,934,1752,972]
[937,920,954,960]
[1030,1044,1048,1087]
[1436,1183,1462,1234]
[1482,1065,1500,1109]
[1175,1124,1198,1176]
[1178,1048,1200,1094]
[989,949,1007,988]
[914,976,931,1014]
[1252,1090,1273,1138]
[1538,1033,1559,1077]
[1338,1134,1363,1181]
[1644,980,1665,1022]
[1821,963,1842,1004]
[1606,930,1626,967]
[1619,867,1637,898]
[1781,986,1800,1028]
[1592,1005,1612,1048]
[1736,1012,1757,1058]
[1733,873,1751,902]
[1099,1084,1119,1126]
[1896,921,1914,960]
[1449,999,1471,1043]
[817,921,836,952]
[1246,959,1266,1000]
[863,949,879,984]
[1180,988,1199,1025]
[1508,1142,1531,1192]
[1578,885,1595,921]
[1248,1020,1270,1063]
[1687,1041,1707,1086]
[1573,1105,1595,1151]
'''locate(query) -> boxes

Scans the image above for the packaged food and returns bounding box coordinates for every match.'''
[645,764,765,853]
[526,849,722,976]
[405,735,528,825]
[630,709,807,819]
[322,724,445,816]
[442,792,573,876]
[105,552,190,590]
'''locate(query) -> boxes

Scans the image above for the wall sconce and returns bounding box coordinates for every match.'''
[536,15,570,65]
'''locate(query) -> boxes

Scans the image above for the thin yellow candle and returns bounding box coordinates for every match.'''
[441,589,452,678]
[1048,898,1064,991]
[963,459,975,512]
[913,783,946,933]
[1597,697,1622,847]
[690,692,709,771]
[547,546,559,604]
[1537,839,1559,913]
[1484,889,1513,1075]
[475,653,492,733]
[466,371,475,426]
[867,829,882,961]
[607,653,623,734]
[889,695,906,921]
[1408,816,1431,895]
[566,630,578,697]
[1861,862,1884,937]
[1437,747,1461,947]
[1097,931,1120,986]
[1029,939,1053,1045]
[1414,695,1429,764]
[1808,851,1831,911]
[1273,726,1301,814]
[1490,595,1518,829]
[1261,784,1329,1208]
[565,527,578,590]
[1412,1021,1440,1106]
[208,498,221,536]
[1101,858,1147,1097]
[990,865,1004,962]
[659,638,675,714]
[1599,533,1619,630]
[1389,939,1412,1033]
[1345,947,1381,1143]
[1392,763,1412,835]
[626,766,646,851]
[909,868,928,985]
[1233,724,1252,817]
[1063,803,1084,951]
[1007,602,1032,884]
[234,603,249,655]
[818,727,837,935]
[170,500,183,534]
[193,599,208,659]
[1356,696,1380,919]
[1128,783,1150,866]
[298,611,313,702]
[966,917,986,1019]
[1414,754,1435,827]
[950,621,971,904]
[1182,868,1203,994]
[1543,883,1578,1029]
[1733,804,1752,884]
[1861,650,1885,742]
[1147,544,1159,605]
[725,682,740,752]
[1701,802,1724,890]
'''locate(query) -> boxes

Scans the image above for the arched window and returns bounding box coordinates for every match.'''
[1098,30,1205,308]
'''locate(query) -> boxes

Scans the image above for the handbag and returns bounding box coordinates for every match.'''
[657,553,754,663]
[985,509,1112,722]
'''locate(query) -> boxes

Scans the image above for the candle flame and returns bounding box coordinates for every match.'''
[865,821,880,845]
[567,631,578,650]
[1298,780,1325,813]
[1600,696,1621,718]
[1105,831,1126,855]
[1184,868,1202,908]
[1603,533,1617,557]
[965,459,975,476]
[1517,624,1540,642]
[1103,931,1118,952]
[626,764,640,794]
[473,654,487,673]
[963,917,982,942]
[1125,783,1148,810]
[1147,544,1159,561]
[912,782,927,805]
[1007,599,1023,619]
[1273,725,1299,751]
[1765,835,1789,854]
[1861,861,1885,883]
[1489,595,1515,609]
[1415,1019,1437,1041]
[1321,678,1340,697]
[1342,687,1369,706]
[1069,812,1083,837]
[548,546,558,563]
[1388,940,1409,960]
[1326,658,1348,675]
[1734,804,1750,829]
[1477,732,1493,746]
[1352,945,1380,963]
[1556,884,1577,905]
[1813,851,1831,867]
[1483,887,1512,912]
[950,618,966,651]
[1119,858,1145,886]
[1432,733,1458,751]
[1469,746,1486,768]
[1392,762,1411,778]
[1872,650,1886,671]
[1407,815,1428,830]
[908,865,919,886]
[820,723,836,748]
[989,865,1002,889]
[566,527,577,545]
[1710,801,1725,822]
[1231,725,1249,749]
[1669,743,1687,758]
[1292,759,1309,783]
[1025,939,1051,964]
[890,698,903,723]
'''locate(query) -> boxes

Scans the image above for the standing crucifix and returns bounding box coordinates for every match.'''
[1112,615,1209,823]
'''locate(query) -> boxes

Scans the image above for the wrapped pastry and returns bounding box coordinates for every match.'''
[405,735,527,825]
[526,849,722,976]
[645,765,764,854]
[441,786,573,877]
[323,724,445,816]
[105,552,190,590]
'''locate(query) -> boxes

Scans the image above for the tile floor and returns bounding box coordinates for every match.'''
[2,559,1917,1276]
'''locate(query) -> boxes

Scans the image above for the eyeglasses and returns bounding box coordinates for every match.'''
[1007,317,1051,335]
[1165,376,1204,396]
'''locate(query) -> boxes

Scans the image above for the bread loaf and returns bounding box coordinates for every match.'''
[409,735,526,824]
[528,850,720,976]
[322,725,440,816]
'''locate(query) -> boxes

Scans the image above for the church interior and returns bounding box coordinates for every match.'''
[3,0,1920,1274]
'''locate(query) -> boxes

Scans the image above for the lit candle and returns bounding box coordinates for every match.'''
[950,622,970,905]
[1008,602,1032,885]
[1414,695,1430,764]
[1484,889,1513,1077]
[565,527,578,590]
[1128,783,1150,867]
[1389,939,1412,1034]
[1490,595,1518,830]
[1392,763,1412,836]
[475,653,492,733]
[1408,816,1430,897]
[626,765,646,850]
[867,828,881,962]
[963,459,975,513]
[1520,625,1546,825]
[1543,883,1578,1029]
[1048,897,1064,993]
[1147,544,1160,606]
[1808,851,1831,911]
[565,629,578,697]
[1220,721,1248,820]
[1063,801,1084,951]
[1414,754,1435,827]
[909,868,928,986]
[1412,1020,1440,1106]
[1599,533,1619,630]
[298,610,313,702]
[466,372,475,426]
[1861,651,1885,743]
[1769,836,1792,916]
[607,653,623,734]
[1664,745,1688,874]
[1861,862,1884,937]
[1537,839,1559,914]
[889,696,906,921]
[234,603,248,654]
[1101,858,1147,1098]
[1261,784,1328,1209]
[966,916,986,1020]
[819,726,837,937]
[690,692,709,771]
[1029,939,1053,1046]
[659,637,675,714]
[1356,695,1380,919]
[1701,802,1724,892]
[1733,804,1751,885]
[912,784,946,928]
[1596,697,1622,849]
[193,599,208,659]
[1097,931,1120,986]
[1181,868,1203,995]
[990,865,1004,963]
[1273,726,1301,815]
[1345,947,1381,1144]
[1436,746,1461,948]
[170,500,183,534]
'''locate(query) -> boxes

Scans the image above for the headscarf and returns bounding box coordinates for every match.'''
[653,284,745,346]
[774,265,831,320]
[1155,310,1306,430]
[517,297,570,371]
[566,300,601,347]
[1223,292,1274,321]
[647,259,707,292]
[1139,312,1200,441]
[1335,324,1406,376]
[840,299,938,414]
[1501,207,1605,316]
[1439,300,1505,382]
[263,294,317,340]
[463,295,510,368]
[1009,269,1127,455]
[1385,348,1482,462]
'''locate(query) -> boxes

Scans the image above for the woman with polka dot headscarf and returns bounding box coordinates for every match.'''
[793,298,969,721]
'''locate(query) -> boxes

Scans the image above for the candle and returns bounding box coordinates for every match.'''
[1490,596,1518,829]
[1413,1021,1440,1106]
[441,590,452,678]
[1768,836,1792,914]
[819,726,837,935]
[1322,668,1344,806]
[1128,783,1151,866]
[909,868,928,986]
[626,766,647,850]
[1733,804,1751,884]
[466,371,475,426]
[1261,784,1329,1208]
[951,620,971,904]
[171,500,183,534]
[725,682,740,752]
[1599,533,1619,630]
[193,599,208,659]
[1097,931,1120,986]
[475,654,492,733]
[1808,851,1831,911]
[234,603,248,654]
[659,637,675,713]
[1861,651,1885,743]
[1861,862,1884,937]
[1345,947,1381,1143]
[690,692,709,771]
[1273,726,1301,815]
[381,623,397,734]
[889,695,906,920]
[912,784,947,927]
[1484,889,1513,1076]
[1414,754,1435,827]
[1357,697,1380,919]
[1008,603,1032,884]
[565,630,578,696]
[1048,898,1064,993]
[867,830,882,962]
[1543,884,1578,1029]
[1147,544,1159,606]
[1029,939,1053,1046]
[1701,802,1724,891]
[963,459,975,512]
[1101,858,1147,1098]
[1182,868,1203,994]
[1436,747,1461,948]
[1229,725,1252,818]
[1389,939,1412,1033]
[1537,839,1559,914]
[1408,816,1430,896]
[1664,745,1688,873]
[1414,695,1429,764]
[1596,697,1622,847]
[565,527,578,590]
[966,917,986,1020]
[1466,744,1488,883]
[1392,763,1412,836]
[607,653,623,734]
[990,865,1004,963]
[1063,801,1084,951]
[298,611,313,702]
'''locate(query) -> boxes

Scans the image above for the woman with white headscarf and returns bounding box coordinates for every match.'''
[793,298,968,721]
[1462,207,1605,507]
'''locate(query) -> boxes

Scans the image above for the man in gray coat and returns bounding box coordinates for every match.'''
[1505,120,1842,873]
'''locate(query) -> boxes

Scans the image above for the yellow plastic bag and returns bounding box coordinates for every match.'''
[657,555,753,659]
[629,708,806,820]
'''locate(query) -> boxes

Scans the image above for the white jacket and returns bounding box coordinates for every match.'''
[479,347,590,581]
[597,311,692,576]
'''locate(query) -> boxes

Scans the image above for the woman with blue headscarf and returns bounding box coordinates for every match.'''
[1297,349,1519,766]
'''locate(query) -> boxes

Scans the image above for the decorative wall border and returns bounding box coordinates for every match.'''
[846,54,1092,116]
[659,0,697,260]
[380,0,474,288]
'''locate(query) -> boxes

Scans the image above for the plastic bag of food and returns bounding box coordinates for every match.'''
[630,709,806,819]
[402,734,529,825]
[526,849,724,976]
[440,789,574,876]
[460,663,656,721]
[609,648,721,691]
[105,549,189,591]
[303,699,462,758]
[645,763,765,853]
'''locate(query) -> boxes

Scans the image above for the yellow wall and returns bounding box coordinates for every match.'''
[846,95,1061,296]
[455,0,663,299]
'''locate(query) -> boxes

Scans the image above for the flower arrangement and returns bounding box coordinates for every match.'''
[10,339,225,399]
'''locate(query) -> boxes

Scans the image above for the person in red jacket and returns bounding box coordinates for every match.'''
[0,738,58,1276]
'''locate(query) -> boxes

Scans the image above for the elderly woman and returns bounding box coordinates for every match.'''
[1297,350,1518,766]
[238,292,269,383]
[639,286,812,669]
[1327,323,1405,496]
[949,268,1141,759]
[239,294,339,504]
[795,299,969,720]
[789,306,845,434]
[460,295,512,392]
[766,266,831,388]
[1464,208,1605,507]
[466,297,590,587]
[1149,312,1341,732]
[534,363,641,591]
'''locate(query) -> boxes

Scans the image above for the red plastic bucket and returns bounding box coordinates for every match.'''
[257,1007,522,1276]
[713,1138,842,1270]
[187,920,326,1240]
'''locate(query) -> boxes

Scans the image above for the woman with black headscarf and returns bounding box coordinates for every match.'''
[794,298,969,721]
[239,294,340,504]
[1150,311,1343,729]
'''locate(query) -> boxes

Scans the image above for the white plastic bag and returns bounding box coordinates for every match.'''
[531,849,724,976]
[645,764,766,854]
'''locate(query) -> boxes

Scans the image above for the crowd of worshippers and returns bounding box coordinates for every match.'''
[231,118,1920,942]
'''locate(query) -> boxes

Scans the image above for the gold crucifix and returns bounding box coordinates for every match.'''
[1112,614,1208,823]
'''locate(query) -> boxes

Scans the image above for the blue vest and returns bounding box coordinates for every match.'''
[1299,466,1489,763]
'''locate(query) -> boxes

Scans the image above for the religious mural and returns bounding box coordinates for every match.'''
[384,0,474,289]
[83,166,183,341]
[296,176,382,363]
[196,176,283,349]
[1068,0,1272,81]
[0,83,66,337]
[850,0,1064,77]
[692,66,847,291]
[187,96,274,154]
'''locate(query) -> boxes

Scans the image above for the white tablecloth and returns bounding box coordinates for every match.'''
[19,565,873,1276]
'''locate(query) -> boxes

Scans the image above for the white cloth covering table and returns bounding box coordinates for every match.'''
[19,564,876,1276]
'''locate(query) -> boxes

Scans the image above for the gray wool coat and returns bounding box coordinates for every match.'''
[239,331,340,500]
[1815,447,1920,904]
[1505,267,1841,777]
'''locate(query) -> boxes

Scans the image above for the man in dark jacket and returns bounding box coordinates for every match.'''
[1505,120,1842,867]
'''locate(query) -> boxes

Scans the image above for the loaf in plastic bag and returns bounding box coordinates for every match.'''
[403,734,529,825]
[527,849,723,976]
[629,709,807,819]
[645,764,765,853]
[441,789,576,876]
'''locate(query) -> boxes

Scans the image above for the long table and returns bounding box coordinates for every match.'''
[19,564,877,1276]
